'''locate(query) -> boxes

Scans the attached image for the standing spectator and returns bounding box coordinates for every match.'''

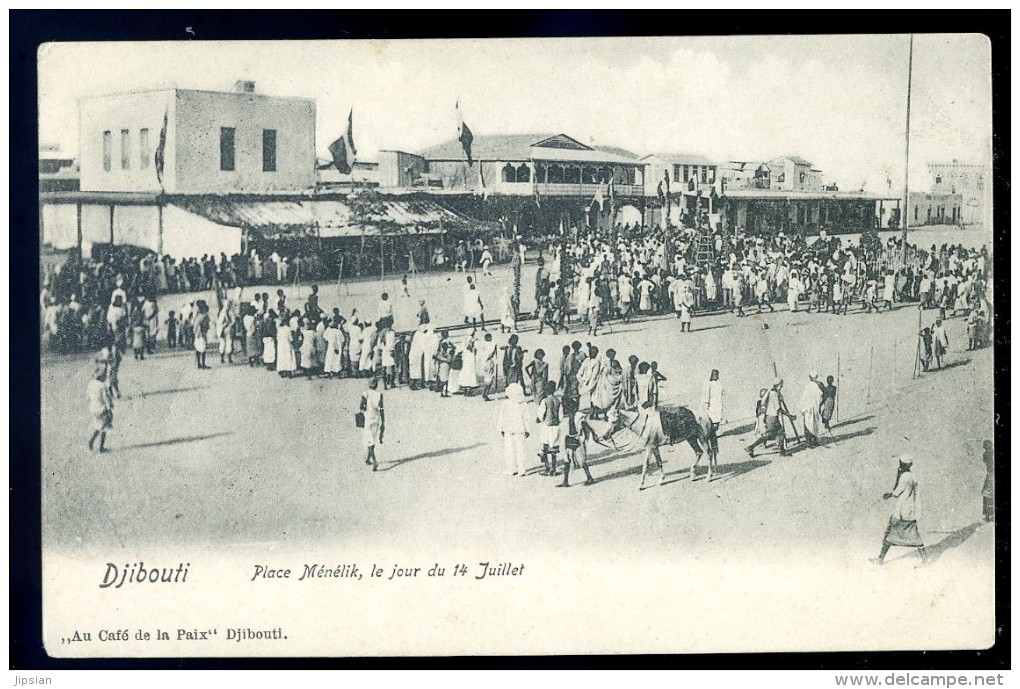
[981,440,994,522]
[359,377,385,472]
[498,383,530,477]
[87,370,114,453]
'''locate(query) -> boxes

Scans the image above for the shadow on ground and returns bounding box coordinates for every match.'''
[379,443,486,471]
[118,431,234,451]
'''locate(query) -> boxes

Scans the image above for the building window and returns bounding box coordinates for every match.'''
[516,164,531,183]
[120,129,131,170]
[673,165,681,184]
[547,164,563,184]
[139,128,151,170]
[102,131,112,172]
[220,127,236,171]
[707,167,716,184]
[775,173,786,183]
[914,206,919,221]
[701,167,708,184]
[262,129,277,172]
[564,165,581,184]
[502,163,516,183]
[935,175,942,185]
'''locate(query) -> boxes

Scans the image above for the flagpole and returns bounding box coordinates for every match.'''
[901,34,913,267]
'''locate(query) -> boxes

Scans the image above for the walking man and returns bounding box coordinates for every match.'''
[799,371,824,448]
[872,455,928,565]
[745,378,796,457]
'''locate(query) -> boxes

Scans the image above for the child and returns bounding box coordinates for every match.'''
[918,327,933,372]
[87,370,113,453]
[130,309,146,361]
[433,332,453,397]
[536,381,561,476]
[649,361,667,409]
[559,408,595,487]
[525,349,549,405]
[820,375,837,431]
[165,310,178,349]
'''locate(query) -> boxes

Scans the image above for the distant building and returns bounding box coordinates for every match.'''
[316,160,380,188]
[411,133,645,198]
[907,191,963,226]
[928,160,989,227]
[640,153,720,228]
[79,81,316,194]
[719,161,771,191]
[766,156,823,192]
[39,144,79,192]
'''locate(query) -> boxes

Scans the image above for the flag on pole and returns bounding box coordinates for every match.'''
[323,109,357,175]
[478,163,490,200]
[591,183,605,212]
[608,175,616,205]
[456,100,474,166]
[154,109,168,189]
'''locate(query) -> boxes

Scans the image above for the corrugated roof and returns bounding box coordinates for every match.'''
[531,147,644,165]
[774,155,813,166]
[171,195,482,237]
[721,189,897,201]
[592,145,641,160]
[644,152,717,166]
[421,133,558,161]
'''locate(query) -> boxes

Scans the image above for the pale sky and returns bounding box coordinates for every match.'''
[38,34,992,193]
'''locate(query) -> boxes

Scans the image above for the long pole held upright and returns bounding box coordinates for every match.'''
[901,34,914,266]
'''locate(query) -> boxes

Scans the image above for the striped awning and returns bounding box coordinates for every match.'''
[170,194,485,238]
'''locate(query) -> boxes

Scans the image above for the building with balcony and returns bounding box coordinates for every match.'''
[411,133,645,198]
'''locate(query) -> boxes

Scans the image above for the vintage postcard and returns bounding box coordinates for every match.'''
[38,35,995,657]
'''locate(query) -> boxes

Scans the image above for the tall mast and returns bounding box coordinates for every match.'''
[901,34,913,265]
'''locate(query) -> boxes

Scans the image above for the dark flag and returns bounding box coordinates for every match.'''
[456,100,473,166]
[154,110,168,188]
[325,109,357,175]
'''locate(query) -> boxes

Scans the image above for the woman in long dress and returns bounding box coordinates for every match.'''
[408,324,427,389]
[298,318,315,376]
[276,315,297,377]
[348,319,363,377]
[262,310,277,370]
[323,318,343,377]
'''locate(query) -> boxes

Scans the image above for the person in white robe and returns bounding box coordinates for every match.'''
[408,324,428,389]
[323,319,343,377]
[276,318,296,376]
[423,326,442,389]
[799,371,824,448]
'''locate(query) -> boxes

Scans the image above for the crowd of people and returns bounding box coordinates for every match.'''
[77,218,992,484]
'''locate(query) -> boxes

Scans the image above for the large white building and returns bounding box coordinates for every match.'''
[79,81,317,194]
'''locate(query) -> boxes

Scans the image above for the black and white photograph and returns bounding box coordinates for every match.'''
[34,32,997,658]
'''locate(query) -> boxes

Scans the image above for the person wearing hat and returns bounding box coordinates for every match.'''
[498,383,531,476]
[872,455,928,565]
[799,372,824,448]
[745,378,796,457]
